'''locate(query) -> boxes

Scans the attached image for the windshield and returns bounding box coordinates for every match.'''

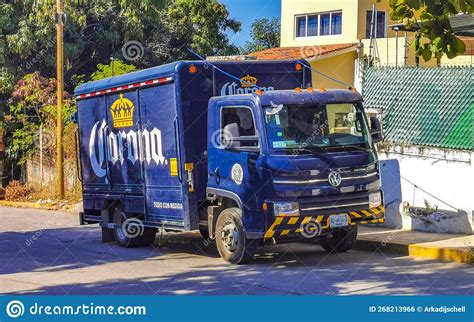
[263,103,372,153]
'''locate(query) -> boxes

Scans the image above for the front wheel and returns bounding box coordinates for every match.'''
[215,208,257,264]
[319,225,358,252]
[112,210,156,248]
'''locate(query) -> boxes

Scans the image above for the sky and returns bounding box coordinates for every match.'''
[219,0,282,48]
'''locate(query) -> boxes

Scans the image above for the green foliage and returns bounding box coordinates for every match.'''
[164,0,241,58]
[0,0,241,174]
[242,18,281,54]
[90,60,137,82]
[380,0,473,61]
[3,73,75,165]
[0,0,241,93]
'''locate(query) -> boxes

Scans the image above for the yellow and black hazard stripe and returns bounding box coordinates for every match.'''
[264,205,384,239]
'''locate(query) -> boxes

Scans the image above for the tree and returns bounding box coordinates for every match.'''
[381,0,473,61]
[90,60,137,82]
[3,72,75,166]
[242,18,280,54]
[0,0,241,93]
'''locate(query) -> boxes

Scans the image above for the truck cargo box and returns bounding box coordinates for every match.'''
[75,60,311,231]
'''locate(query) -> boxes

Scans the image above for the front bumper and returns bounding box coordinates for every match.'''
[264,205,384,239]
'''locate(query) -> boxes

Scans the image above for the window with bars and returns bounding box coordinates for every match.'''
[365,11,386,38]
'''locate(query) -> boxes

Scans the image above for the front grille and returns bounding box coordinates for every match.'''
[298,191,370,215]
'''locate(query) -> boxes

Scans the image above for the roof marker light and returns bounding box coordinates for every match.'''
[306,87,314,93]
[189,65,198,74]
[255,89,263,95]
[295,87,302,93]
[295,63,302,71]
[318,88,326,93]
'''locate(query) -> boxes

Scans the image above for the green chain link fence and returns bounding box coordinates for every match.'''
[362,66,473,150]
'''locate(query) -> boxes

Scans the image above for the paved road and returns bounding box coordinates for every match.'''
[0,206,472,295]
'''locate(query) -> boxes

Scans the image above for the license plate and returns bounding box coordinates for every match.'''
[329,213,349,228]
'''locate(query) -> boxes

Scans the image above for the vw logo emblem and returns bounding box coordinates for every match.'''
[328,171,342,187]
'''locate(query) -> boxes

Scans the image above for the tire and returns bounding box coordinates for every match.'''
[320,225,358,253]
[215,208,257,264]
[112,209,156,248]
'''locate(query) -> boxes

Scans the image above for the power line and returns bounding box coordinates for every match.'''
[187,48,263,90]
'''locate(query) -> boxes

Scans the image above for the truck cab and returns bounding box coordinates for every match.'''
[205,89,384,263]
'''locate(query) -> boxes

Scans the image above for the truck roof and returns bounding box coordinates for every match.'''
[239,89,363,105]
[74,60,305,97]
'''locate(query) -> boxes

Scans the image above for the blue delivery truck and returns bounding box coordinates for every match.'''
[74,60,384,264]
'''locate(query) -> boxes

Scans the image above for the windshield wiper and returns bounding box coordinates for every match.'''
[282,146,327,154]
[325,144,371,152]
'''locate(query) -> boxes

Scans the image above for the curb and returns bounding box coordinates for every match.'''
[355,239,473,264]
[0,200,59,210]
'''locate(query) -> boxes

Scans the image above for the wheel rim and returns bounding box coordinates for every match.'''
[221,221,239,252]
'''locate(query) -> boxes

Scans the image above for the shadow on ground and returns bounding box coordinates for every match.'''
[0,226,473,296]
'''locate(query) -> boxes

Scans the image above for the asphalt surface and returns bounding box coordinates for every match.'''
[0,206,472,295]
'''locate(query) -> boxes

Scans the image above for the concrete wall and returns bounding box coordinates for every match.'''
[26,158,78,193]
[378,148,473,234]
[378,146,473,214]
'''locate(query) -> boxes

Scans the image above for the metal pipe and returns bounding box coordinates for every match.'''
[56,0,64,199]
[404,32,408,66]
[395,27,399,67]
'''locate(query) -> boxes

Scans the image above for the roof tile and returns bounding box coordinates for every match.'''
[249,43,357,60]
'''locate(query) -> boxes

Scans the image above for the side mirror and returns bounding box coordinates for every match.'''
[370,116,383,143]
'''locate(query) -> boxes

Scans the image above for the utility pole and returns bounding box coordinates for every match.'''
[56,0,64,199]
[110,57,115,76]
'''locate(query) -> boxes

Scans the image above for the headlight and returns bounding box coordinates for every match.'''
[273,202,299,216]
[369,191,382,208]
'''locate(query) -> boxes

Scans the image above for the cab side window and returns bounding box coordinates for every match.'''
[221,107,258,148]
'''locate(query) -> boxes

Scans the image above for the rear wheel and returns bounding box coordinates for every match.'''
[319,225,358,252]
[112,210,156,248]
[215,208,257,264]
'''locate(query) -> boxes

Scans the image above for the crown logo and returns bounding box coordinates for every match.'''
[110,94,134,128]
[240,74,257,88]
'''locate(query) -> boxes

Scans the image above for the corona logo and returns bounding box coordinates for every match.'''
[111,94,134,128]
[89,120,166,178]
[240,75,257,88]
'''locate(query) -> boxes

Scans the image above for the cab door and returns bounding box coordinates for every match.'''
[207,101,263,214]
